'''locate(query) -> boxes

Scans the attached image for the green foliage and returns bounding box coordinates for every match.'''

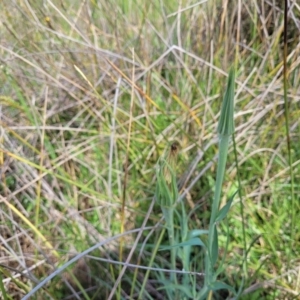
[0,1,299,299]
[153,71,237,299]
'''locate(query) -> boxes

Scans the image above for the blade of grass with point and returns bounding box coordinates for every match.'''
[208,68,235,262]
[200,68,235,299]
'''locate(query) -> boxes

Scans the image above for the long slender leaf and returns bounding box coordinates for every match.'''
[215,190,237,222]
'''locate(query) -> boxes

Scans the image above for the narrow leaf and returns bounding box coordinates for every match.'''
[160,237,205,251]
[189,229,209,237]
[215,190,237,222]
[210,281,236,295]
[217,68,235,136]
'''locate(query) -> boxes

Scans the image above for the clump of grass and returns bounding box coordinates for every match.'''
[154,69,236,300]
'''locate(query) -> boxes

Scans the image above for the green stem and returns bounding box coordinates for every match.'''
[208,135,229,257]
[138,228,166,299]
[162,206,177,285]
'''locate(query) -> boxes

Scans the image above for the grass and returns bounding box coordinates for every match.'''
[0,0,300,299]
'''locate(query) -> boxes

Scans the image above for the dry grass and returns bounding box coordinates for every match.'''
[0,0,300,299]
